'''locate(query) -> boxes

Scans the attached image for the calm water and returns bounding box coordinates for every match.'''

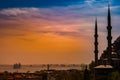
[0,65,81,73]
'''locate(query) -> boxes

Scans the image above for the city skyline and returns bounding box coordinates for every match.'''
[0,0,120,64]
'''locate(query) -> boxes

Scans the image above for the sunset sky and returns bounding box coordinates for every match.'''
[0,0,120,64]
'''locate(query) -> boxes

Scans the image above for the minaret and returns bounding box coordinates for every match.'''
[107,3,112,65]
[94,18,98,66]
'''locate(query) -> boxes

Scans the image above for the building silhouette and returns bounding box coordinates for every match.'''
[94,3,120,80]
[94,3,120,70]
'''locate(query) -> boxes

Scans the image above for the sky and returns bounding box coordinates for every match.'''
[0,0,120,64]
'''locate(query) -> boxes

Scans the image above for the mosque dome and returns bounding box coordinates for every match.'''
[116,36,120,42]
[112,36,120,51]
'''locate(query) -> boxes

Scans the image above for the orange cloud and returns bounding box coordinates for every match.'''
[0,8,95,64]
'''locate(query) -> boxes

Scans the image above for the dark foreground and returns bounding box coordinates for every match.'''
[0,66,120,80]
[0,69,85,80]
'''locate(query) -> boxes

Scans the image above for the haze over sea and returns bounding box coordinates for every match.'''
[0,64,82,73]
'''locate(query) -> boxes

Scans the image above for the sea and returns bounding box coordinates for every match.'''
[0,64,82,73]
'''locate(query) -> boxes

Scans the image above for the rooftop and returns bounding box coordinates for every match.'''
[95,65,113,69]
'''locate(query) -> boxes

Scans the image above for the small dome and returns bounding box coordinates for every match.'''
[116,36,120,42]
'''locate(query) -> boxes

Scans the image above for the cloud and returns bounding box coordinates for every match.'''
[0,8,29,16]
[85,0,95,6]
[0,0,120,64]
[0,32,25,38]
[0,1,119,20]
[0,1,120,39]
[19,38,36,41]
[0,8,40,18]
[36,30,82,38]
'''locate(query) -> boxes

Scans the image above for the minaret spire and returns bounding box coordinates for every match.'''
[107,2,112,65]
[94,18,98,66]
[108,3,111,26]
